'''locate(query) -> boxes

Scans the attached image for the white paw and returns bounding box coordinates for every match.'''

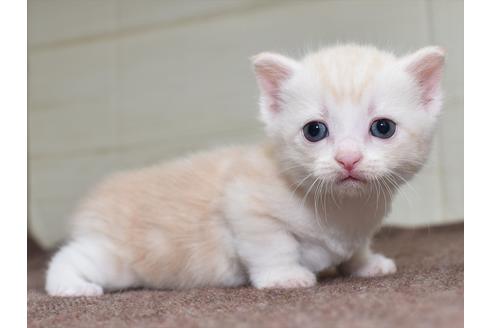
[47,282,104,297]
[351,254,397,278]
[252,266,316,289]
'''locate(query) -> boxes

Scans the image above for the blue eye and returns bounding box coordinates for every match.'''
[370,119,396,139]
[303,121,328,142]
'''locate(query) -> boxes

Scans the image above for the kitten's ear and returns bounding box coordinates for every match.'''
[252,52,300,117]
[401,46,446,111]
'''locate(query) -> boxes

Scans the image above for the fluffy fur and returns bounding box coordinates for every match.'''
[46,44,444,296]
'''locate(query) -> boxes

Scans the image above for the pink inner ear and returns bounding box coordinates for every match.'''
[407,52,444,106]
[255,60,293,113]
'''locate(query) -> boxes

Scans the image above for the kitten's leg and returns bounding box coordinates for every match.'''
[45,236,137,297]
[236,225,316,289]
[340,242,396,278]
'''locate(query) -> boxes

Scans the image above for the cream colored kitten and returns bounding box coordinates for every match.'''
[46,44,444,296]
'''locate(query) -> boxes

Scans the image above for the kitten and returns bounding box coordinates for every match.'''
[45,44,444,296]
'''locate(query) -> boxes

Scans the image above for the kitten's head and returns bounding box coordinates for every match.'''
[252,44,445,196]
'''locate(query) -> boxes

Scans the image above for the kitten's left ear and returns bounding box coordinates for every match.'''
[252,52,300,119]
[401,46,446,111]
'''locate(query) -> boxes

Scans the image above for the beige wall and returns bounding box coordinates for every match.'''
[28,0,463,248]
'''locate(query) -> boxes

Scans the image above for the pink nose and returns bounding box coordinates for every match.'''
[335,151,362,171]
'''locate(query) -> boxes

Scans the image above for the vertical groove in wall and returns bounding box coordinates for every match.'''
[109,1,118,169]
[426,0,447,223]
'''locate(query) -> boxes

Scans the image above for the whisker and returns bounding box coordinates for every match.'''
[313,179,324,230]
[287,172,314,202]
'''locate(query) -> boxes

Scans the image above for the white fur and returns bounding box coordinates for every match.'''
[45,44,443,296]
[46,235,139,296]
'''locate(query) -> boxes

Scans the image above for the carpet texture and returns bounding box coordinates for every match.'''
[28,223,463,328]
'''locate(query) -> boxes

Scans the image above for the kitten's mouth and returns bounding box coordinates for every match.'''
[338,174,366,184]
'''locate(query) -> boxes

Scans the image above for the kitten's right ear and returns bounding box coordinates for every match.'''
[252,52,299,117]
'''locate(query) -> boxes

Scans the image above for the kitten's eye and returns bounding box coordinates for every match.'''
[370,119,396,139]
[303,121,328,142]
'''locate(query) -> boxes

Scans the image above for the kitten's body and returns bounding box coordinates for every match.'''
[46,44,444,296]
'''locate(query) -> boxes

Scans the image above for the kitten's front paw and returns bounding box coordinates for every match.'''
[252,266,316,289]
[348,254,397,278]
[46,281,104,297]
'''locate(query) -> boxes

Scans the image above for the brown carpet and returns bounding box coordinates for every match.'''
[28,223,463,328]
